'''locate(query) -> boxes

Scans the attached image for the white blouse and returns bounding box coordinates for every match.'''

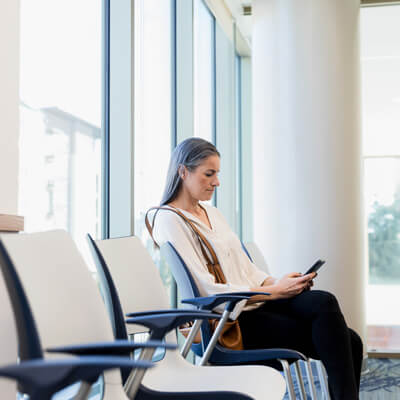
[151,203,269,315]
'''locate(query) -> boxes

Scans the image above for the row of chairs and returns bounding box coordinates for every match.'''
[0,230,284,399]
[0,230,329,399]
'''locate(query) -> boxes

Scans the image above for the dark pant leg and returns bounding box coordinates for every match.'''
[238,290,363,400]
[349,328,363,391]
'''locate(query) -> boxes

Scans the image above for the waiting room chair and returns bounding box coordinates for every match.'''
[0,233,153,400]
[88,234,287,400]
[161,241,322,400]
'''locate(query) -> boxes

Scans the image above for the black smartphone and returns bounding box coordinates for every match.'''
[304,259,325,275]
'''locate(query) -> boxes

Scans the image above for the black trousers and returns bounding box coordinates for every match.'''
[238,290,363,400]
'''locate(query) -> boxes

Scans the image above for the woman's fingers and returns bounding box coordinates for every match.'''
[287,272,303,278]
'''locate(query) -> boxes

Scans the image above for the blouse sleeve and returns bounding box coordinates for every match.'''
[242,259,269,286]
[152,210,250,314]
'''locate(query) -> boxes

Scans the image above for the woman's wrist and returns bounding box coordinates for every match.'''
[252,283,281,297]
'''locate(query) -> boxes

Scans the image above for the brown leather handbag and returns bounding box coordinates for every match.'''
[145,206,244,350]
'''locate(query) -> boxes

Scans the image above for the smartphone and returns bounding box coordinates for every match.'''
[304,259,325,275]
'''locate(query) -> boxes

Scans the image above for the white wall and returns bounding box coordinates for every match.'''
[0,0,20,214]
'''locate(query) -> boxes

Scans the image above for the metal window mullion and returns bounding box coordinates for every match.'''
[211,13,217,207]
[236,55,243,240]
[171,0,178,309]
[101,0,111,240]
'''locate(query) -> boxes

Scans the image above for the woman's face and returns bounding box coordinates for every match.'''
[182,155,220,201]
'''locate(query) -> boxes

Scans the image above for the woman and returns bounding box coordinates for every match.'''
[150,137,363,400]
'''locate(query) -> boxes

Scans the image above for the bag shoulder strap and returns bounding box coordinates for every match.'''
[145,206,226,283]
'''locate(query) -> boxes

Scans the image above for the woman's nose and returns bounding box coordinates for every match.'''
[213,176,220,187]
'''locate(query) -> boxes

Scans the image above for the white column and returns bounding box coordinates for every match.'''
[252,0,365,339]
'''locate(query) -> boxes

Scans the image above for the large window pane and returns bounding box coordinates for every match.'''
[362,4,400,351]
[134,0,172,233]
[19,0,102,261]
[215,23,237,230]
[362,5,400,156]
[193,0,214,142]
[19,0,103,397]
[133,0,173,296]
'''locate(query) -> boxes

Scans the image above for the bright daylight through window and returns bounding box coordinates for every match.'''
[19,0,102,270]
[361,4,400,351]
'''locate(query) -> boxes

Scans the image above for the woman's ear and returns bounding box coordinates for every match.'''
[178,165,186,180]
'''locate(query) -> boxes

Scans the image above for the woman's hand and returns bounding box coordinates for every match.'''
[274,272,316,299]
[253,272,316,300]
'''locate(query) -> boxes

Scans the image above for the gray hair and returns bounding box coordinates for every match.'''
[160,137,220,205]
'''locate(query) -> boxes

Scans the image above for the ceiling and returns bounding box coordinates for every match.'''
[223,0,252,44]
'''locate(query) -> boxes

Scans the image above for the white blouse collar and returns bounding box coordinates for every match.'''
[166,203,214,232]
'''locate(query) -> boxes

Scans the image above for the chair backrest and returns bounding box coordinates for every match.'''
[93,236,172,337]
[0,259,17,398]
[0,230,123,385]
[243,242,270,274]
[0,230,117,349]
[160,242,213,352]
[160,242,200,300]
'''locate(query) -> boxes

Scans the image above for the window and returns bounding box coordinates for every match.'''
[19,0,104,396]
[193,0,215,142]
[215,22,237,230]
[19,0,102,264]
[133,0,174,298]
[361,4,400,350]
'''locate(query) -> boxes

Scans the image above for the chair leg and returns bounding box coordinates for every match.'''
[279,359,296,400]
[316,360,330,400]
[180,318,203,358]
[74,381,92,400]
[294,361,307,400]
[200,310,230,366]
[125,347,155,399]
[305,359,317,400]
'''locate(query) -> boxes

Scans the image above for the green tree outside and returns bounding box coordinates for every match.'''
[368,190,400,284]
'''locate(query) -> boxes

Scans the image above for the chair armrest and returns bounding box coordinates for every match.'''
[126,309,214,318]
[46,339,177,356]
[0,357,152,398]
[181,295,250,312]
[252,348,308,362]
[214,291,271,297]
[126,311,220,340]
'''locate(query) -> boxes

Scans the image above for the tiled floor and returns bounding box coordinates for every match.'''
[360,358,400,399]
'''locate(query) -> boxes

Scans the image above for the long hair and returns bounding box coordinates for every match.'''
[160,137,220,205]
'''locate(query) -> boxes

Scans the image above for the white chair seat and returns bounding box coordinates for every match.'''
[142,350,286,399]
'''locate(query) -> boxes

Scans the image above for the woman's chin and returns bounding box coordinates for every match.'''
[201,192,214,201]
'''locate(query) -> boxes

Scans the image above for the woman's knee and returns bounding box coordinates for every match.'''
[349,329,363,358]
[310,290,340,313]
